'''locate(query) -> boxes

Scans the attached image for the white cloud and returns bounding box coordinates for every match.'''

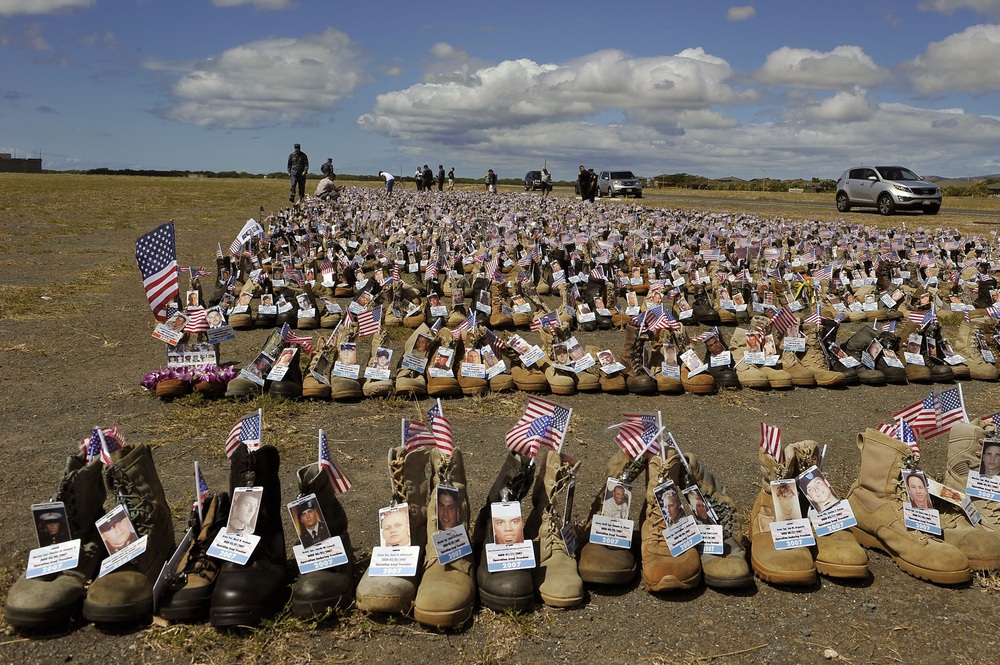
[755,45,890,89]
[146,28,366,129]
[726,6,755,21]
[211,0,294,9]
[807,89,875,122]
[906,24,1000,93]
[0,0,92,16]
[918,0,1000,15]
[359,48,746,143]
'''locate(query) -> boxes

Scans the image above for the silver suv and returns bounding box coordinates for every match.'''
[598,170,643,198]
[836,166,941,216]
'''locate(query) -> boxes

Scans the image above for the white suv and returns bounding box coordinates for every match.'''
[598,170,643,198]
[836,166,941,216]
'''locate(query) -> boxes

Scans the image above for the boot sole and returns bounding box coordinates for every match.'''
[578,565,637,585]
[750,554,817,586]
[290,593,352,618]
[815,560,869,579]
[850,527,971,585]
[538,591,584,608]
[3,602,78,628]
[412,603,473,629]
[548,385,577,396]
[643,570,702,592]
[82,598,153,623]
[703,573,755,589]
[479,588,535,613]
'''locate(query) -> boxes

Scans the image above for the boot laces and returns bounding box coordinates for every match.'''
[107,467,155,533]
[389,453,408,503]
[618,456,648,484]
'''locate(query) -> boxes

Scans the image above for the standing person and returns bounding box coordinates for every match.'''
[422,165,434,192]
[437,165,446,192]
[540,167,553,197]
[287,143,309,204]
[447,167,455,190]
[379,170,395,194]
[320,158,334,178]
[587,168,598,202]
[415,166,424,191]
[485,168,497,193]
[577,165,589,201]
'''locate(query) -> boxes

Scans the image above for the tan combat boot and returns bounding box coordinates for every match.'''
[683,453,753,588]
[301,336,333,400]
[938,420,1000,570]
[356,446,431,614]
[847,429,971,584]
[749,445,817,585]
[578,450,647,584]
[362,329,395,398]
[525,448,584,607]
[83,445,176,622]
[413,448,476,629]
[729,327,771,390]
[640,452,703,591]
[394,324,430,398]
[789,323,847,387]
[952,320,1000,381]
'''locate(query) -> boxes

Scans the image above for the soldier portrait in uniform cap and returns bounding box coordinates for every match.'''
[33,505,71,548]
[292,497,331,549]
[798,467,840,513]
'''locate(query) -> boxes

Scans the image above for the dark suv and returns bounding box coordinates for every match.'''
[523,171,542,191]
[836,166,941,215]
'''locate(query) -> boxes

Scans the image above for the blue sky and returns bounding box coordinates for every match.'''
[3,0,1000,181]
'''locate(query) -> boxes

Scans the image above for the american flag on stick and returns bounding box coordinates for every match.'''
[135,222,179,322]
[226,410,262,460]
[760,422,783,463]
[426,399,455,456]
[194,461,209,523]
[319,429,352,493]
[607,412,663,458]
[505,396,571,457]
[357,305,383,337]
[402,418,436,450]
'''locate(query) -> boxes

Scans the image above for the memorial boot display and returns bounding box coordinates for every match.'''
[578,449,647,585]
[356,446,430,614]
[330,322,364,401]
[538,319,578,396]
[4,453,107,628]
[680,452,752,588]
[456,327,489,397]
[749,444,817,585]
[301,337,333,400]
[648,328,684,395]
[290,462,356,618]
[846,429,971,584]
[362,329,395,398]
[394,324,430,398]
[414,448,476,629]
[783,441,869,580]
[640,451,703,592]
[952,319,999,381]
[473,452,536,612]
[159,492,231,622]
[83,444,176,623]
[622,319,657,394]
[425,326,463,397]
[728,326,771,390]
[936,421,1000,571]
[210,444,291,628]
[525,448,584,607]
[783,323,847,388]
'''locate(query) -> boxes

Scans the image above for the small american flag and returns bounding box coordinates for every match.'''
[894,391,937,431]
[690,327,719,344]
[760,422,782,463]
[281,323,315,354]
[610,412,662,458]
[919,386,968,439]
[981,412,1000,429]
[505,396,571,456]
[402,418,436,450]
[986,306,1000,319]
[81,425,124,466]
[426,399,455,455]
[451,309,476,339]
[811,266,833,280]
[485,329,506,358]
[531,311,560,332]
[194,461,209,522]
[897,419,920,457]
[319,429,352,493]
[876,422,898,437]
[908,307,937,328]
[216,243,224,260]
[135,222,179,322]
[226,410,262,460]
[803,304,822,325]
[357,305,383,337]
[483,257,500,282]
[770,306,799,336]
[184,306,209,334]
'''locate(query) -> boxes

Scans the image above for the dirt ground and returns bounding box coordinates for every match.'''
[2,175,1000,665]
